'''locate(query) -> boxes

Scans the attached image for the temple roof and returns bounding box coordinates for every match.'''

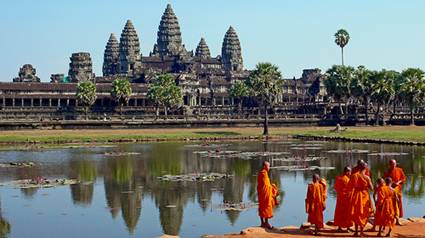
[156,4,185,57]
[221,26,243,71]
[103,33,120,76]
[119,20,141,60]
[195,38,211,58]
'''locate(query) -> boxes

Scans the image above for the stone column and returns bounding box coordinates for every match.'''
[12,98,15,107]
[58,98,61,107]
[134,99,138,107]
[49,99,52,107]
[222,97,225,106]
[66,98,70,107]
[21,98,24,107]
[31,98,34,107]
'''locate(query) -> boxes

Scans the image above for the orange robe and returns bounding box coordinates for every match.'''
[349,172,373,227]
[374,184,395,228]
[257,168,278,218]
[305,182,326,228]
[384,167,406,218]
[352,165,371,177]
[333,174,353,228]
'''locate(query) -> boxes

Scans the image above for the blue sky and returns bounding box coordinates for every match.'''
[1,0,424,81]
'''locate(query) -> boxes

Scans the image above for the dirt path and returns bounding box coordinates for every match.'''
[208,218,425,238]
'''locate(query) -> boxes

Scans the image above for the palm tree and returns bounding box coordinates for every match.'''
[400,68,425,125]
[246,63,283,136]
[334,29,350,66]
[111,79,132,118]
[371,70,396,125]
[325,65,355,119]
[229,80,249,115]
[147,74,182,118]
[352,66,374,125]
[76,81,97,120]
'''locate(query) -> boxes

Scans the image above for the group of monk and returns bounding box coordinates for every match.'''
[257,159,406,237]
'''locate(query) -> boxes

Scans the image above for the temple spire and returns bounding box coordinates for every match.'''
[103,33,120,76]
[195,38,211,58]
[118,20,141,76]
[156,4,186,57]
[221,26,243,72]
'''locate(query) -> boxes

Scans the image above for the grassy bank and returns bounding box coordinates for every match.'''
[297,126,425,143]
[0,126,424,145]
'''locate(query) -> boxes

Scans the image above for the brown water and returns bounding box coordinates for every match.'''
[0,140,424,238]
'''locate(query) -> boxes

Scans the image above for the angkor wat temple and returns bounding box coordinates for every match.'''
[0,4,325,123]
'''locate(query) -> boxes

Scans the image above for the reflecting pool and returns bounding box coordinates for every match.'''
[0,140,424,237]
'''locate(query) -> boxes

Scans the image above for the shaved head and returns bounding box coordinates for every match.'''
[263,161,270,171]
[389,159,397,168]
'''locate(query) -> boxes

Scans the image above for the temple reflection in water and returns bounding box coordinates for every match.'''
[0,141,424,237]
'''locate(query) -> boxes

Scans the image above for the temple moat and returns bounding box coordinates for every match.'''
[0,140,424,237]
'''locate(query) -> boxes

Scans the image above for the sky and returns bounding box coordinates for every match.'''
[1,0,425,82]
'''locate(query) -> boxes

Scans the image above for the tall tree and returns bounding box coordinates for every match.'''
[147,74,182,118]
[324,65,355,119]
[352,66,374,125]
[334,29,350,66]
[111,79,132,117]
[246,63,283,136]
[371,70,396,125]
[229,80,249,114]
[400,68,425,125]
[76,81,97,120]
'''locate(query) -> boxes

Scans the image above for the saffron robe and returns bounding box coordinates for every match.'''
[374,184,396,228]
[306,182,326,228]
[257,168,278,218]
[384,167,406,218]
[333,174,353,228]
[352,165,371,177]
[349,172,373,227]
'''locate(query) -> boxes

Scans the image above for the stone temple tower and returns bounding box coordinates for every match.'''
[103,33,120,76]
[68,52,95,83]
[156,4,186,57]
[221,26,243,72]
[118,20,141,76]
[195,38,211,58]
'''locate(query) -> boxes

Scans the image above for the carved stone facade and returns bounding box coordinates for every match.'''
[118,20,141,77]
[68,53,95,83]
[0,4,325,120]
[103,33,120,76]
[13,64,40,83]
[221,26,243,72]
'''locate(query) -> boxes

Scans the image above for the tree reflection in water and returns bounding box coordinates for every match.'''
[0,199,10,238]
[69,159,97,206]
[2,141,424,237]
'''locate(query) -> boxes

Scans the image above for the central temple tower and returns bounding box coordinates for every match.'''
[155,4,187,57]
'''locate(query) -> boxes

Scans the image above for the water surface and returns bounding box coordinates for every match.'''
[0,140,424,238]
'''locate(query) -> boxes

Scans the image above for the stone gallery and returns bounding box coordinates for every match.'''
[0,4,325,120]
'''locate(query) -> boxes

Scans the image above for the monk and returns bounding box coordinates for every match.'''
[334,166,353,231]
[384,159,406,225]
[305,174,327,235]
[257,161,279,229]
[352,159,371,177]
[374,177,396,237]
[349,161,373,237]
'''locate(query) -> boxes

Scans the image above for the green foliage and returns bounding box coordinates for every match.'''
[400,68,425,109]
[371,70,397,107]
[245,62,283,106]
[147,74,183,109]
[352,65,374,98]
[324,65,355,102]
[76,81,97,115]
[229,80,249,99]
[334,29,350,48]
[111,79,132,107]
